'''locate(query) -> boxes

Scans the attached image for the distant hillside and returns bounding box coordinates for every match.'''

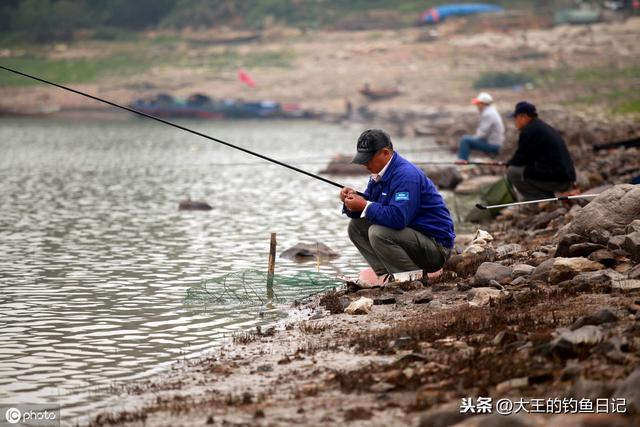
[0,0,564,43]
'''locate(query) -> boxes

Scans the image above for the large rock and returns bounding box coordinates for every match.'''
[280,242,339,261]
[520,207,566,230]
[495,243,523,259]
[626,219,640,234]
[568,242,605,257]
[545,326,605,358]
[473,262,512,286]
[622,231,640,261]
[566,269,624,290]
[467,287,505,306]
[344,297,373,315]
[560,184,640,241]
[613,368,640,413]
[446,252,494,278]
[608,235,626,250]
[587,249,616,267]
[462,229,494,255]
[422,165,463,190]
[320,155,366,175]
[628,264,640,280]
[413,290,434,304]
[611,278,640,291]
[454,175,502,195]
[178,199,212,211]
[555,233,588,257]
[571,308,617,329]
[512,264,535,278]
[530,258,555,283]
[549,257,604,285]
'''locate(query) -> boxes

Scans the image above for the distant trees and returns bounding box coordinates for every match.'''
[0,0,552,43]
[162,0,252,28]
[0,0,177,42]
[9,0,92,42]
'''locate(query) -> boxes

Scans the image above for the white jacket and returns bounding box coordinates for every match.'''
[474,105,505,147]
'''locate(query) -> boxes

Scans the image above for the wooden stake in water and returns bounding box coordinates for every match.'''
[267,233,276,300]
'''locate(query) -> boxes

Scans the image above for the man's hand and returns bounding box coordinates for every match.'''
[344,193,367,213]
[340,186,356,202]
[454,159,468,165]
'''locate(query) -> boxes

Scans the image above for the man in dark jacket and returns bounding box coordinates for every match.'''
[506,102,576,200]
[340,129,455,283]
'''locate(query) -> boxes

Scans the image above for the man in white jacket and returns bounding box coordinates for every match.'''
[456,92,505,161]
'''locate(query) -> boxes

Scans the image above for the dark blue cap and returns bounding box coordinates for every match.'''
[352,129,393,164]
[509,101,537,118]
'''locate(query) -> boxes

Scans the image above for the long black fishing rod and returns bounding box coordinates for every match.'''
[401,146,453,154]
[415,160,506,166]
[593,136,640,152]
[0,65,358,194]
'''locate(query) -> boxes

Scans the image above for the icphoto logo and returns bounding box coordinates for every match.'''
[5,407,21,424]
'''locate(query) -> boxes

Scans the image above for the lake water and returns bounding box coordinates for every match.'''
[0,117,462,424]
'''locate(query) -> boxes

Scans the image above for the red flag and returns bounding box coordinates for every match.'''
[238,69,256,87]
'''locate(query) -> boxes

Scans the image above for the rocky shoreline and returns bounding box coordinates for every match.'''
[84,97,640,427]
[87,181,640,426]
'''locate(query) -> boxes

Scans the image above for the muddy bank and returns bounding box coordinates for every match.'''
[85,103,640,426]
[88,284,640,426]
[89,186,640,426]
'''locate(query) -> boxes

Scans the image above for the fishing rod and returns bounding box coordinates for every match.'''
[0,65,362,195]
[227,158,504,168]
[475,194,599,210]
[415,160,506,166]
[593,136,640,152]
[401,146,453,154]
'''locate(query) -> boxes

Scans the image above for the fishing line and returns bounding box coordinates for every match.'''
[0,65,358,194]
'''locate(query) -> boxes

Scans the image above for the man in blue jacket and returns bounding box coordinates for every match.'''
[341,129,455,282]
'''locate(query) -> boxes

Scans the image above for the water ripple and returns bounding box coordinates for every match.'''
[0,118,456,425]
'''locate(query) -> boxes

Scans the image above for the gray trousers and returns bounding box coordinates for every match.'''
[348,218,450,276]
[507,166,572,201]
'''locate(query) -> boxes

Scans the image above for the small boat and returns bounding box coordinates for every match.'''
[219,99,280,118]
[130,93,224,119]
[420,3,505,25]
[554,8,601,25]
[130,93,317,120]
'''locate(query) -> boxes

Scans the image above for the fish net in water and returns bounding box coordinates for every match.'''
[185,269,343,306]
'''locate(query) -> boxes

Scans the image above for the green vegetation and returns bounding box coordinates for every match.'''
[0,54,157,87]
[169,48,294,71]
[0,47,294,87]
[534,64,640,115]
[0,0,175,43]
[537,64,640,85]
[615,98,640,114]
[473,71,534,89]
[0,0,560,44]
[568,89,640,115]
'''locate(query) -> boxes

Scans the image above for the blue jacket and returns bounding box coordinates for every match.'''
[344,153,455,248]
